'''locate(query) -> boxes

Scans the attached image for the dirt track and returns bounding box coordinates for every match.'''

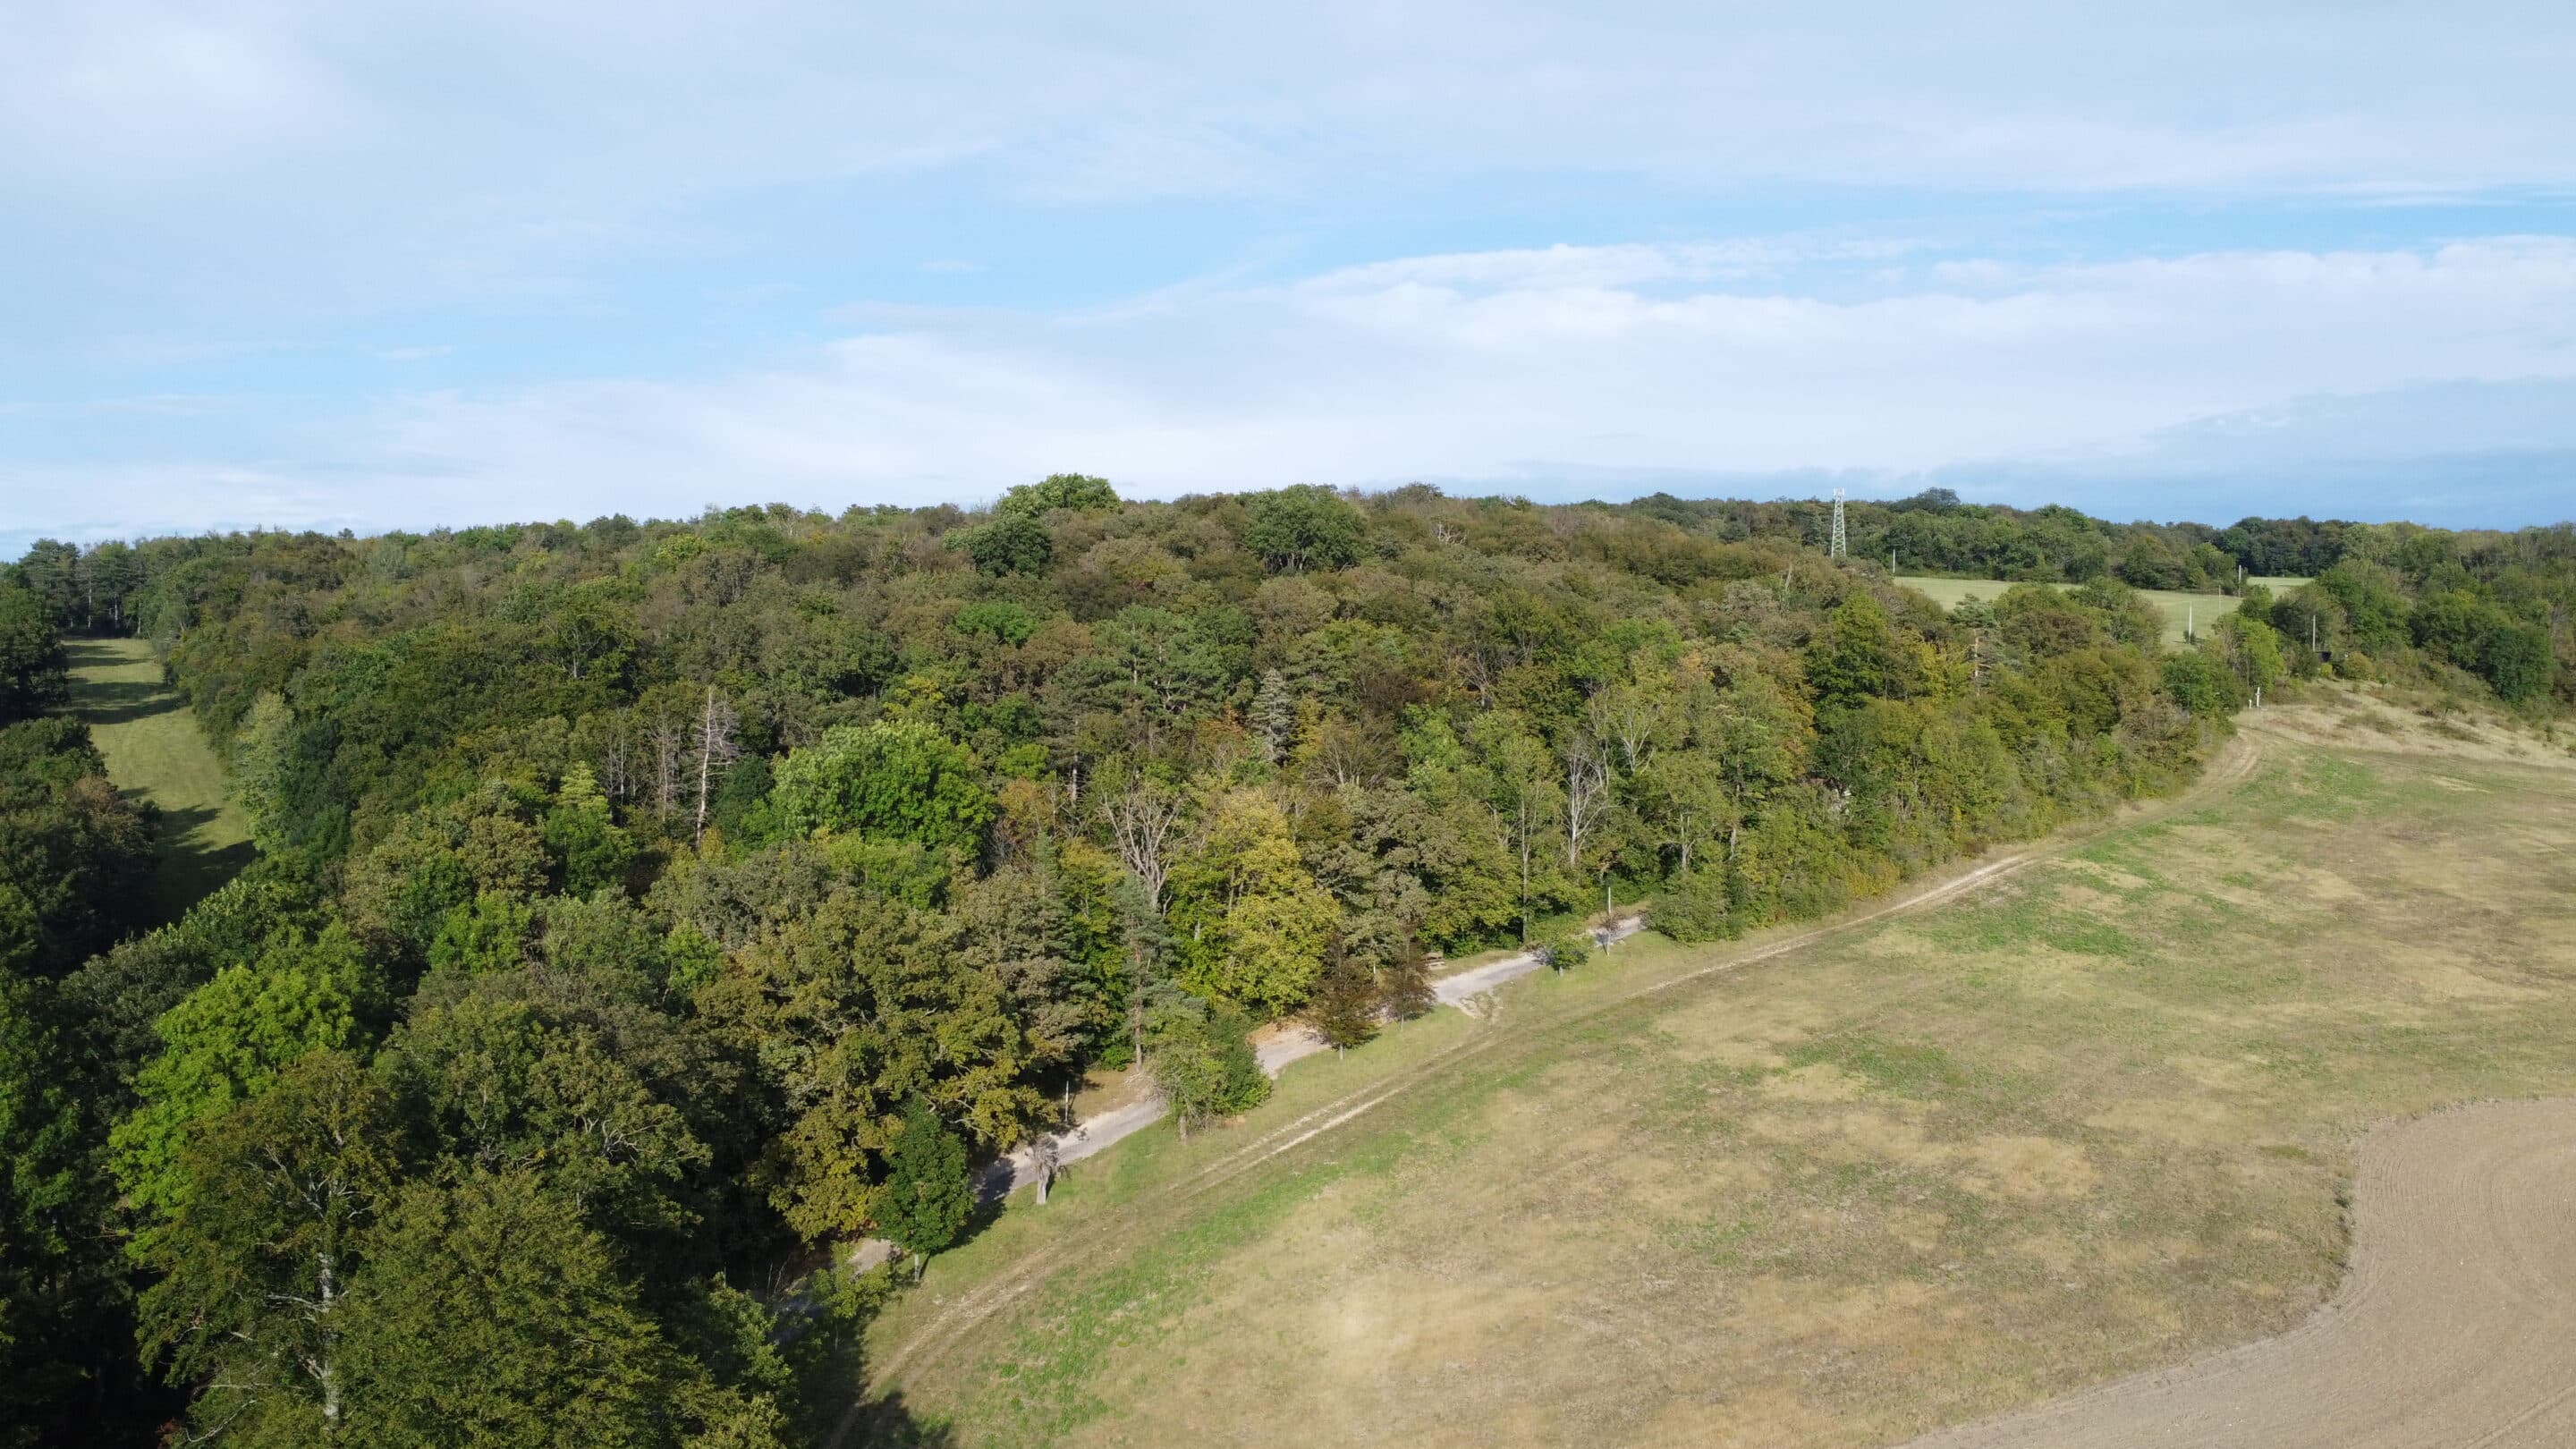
[1902,1097,2576,1449]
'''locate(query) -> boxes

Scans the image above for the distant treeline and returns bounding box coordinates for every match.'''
[0,480,2563,1446]
[1626,487,2576,595]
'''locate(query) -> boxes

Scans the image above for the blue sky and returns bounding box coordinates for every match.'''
[5,0,2575,555]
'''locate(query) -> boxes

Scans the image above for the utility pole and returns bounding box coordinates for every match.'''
[1829,487,1846,559]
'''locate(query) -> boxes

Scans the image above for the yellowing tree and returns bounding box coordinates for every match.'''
[1171,790,1338,1016]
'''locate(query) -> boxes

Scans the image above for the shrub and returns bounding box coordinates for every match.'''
[1540,931,1592,971]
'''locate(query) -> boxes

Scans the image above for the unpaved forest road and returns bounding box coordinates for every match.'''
[982,920,1647,1196]
[1902,1097,2576,1449]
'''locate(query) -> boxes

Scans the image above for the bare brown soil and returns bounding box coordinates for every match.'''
[1903,1097,2576,1448]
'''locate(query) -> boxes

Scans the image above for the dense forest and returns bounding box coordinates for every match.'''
[2,480,2568,1446]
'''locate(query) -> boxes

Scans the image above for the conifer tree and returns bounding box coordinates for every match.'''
[1252,669,1296,766]
[1375,929,1436,1023]
[1305,934,1377,1056]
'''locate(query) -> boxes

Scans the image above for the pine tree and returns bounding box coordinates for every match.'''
[1252,669,1296,765]
[1376,929,1435,1022]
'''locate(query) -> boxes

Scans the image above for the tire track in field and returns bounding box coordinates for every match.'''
[842,735,2263,1436]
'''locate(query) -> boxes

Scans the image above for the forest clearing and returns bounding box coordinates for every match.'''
[857,696,2576,1447]
[64,637,251,919]
[1895,577,2312,649]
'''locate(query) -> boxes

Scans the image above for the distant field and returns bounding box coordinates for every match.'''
[65,637,251,921]
[860,702,2576,1448]
[1895,575,2310,648]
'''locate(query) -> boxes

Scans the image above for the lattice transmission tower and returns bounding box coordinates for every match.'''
[1828,487,1847,559]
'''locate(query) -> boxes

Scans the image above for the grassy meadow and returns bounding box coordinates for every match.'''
[64,636,252,920]
[1895,575,2309,648]
[860,699,2576,1448]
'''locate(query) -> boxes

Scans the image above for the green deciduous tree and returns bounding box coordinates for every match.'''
[1467,712,1565,945]
[1540,930,1592,972]
[1243,486,1366,572]
[112,925,383,1220]
[0,718,157,978]
[962,516,1053,577]
[878,1098,973,1281]
[137,1051,403,1445]
[428,890,538,977]
[996,473,1118,519]
[1633,749,1733,876]
[2217,614,2285,699]
[542,762,636,895]
[1807,592,1915,706]
[2161,649,2234,717]
[1145,996,1266,1141]
[770,721,993,854]
[693,887,1038,1241]
[2483,622,2555,703]
[339,1168,694,1448]
[0,974,100,1447]
[0,586,68,727]
[1169,790,1338,1015]
[379,991,708,1237]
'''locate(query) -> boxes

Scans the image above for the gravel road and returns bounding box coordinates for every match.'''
[983,918,1647,1197]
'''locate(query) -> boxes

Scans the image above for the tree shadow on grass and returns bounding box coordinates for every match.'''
[142,802,256,927]
[68,679,186,726]
[60,640,186,723]
[843,1392,958,1448]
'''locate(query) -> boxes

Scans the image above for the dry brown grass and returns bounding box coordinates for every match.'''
[862,709,2576,1448]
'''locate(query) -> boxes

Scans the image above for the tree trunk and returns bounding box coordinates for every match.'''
[694,691,716,845]
[1520,816,1534,944]
[316,1249,342,1438]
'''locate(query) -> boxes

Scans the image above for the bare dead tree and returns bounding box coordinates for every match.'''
[1564,735,1610,870]
[1030,1135,1060,1206]
[647,716,686,818]
[1307,714,1380,791]
[1586,685,1660,774]
[1099,779,1184,914]
[691,685,742,846]
[599,711,632,804]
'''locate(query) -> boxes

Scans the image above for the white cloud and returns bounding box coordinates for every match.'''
[140,235,2546,528]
